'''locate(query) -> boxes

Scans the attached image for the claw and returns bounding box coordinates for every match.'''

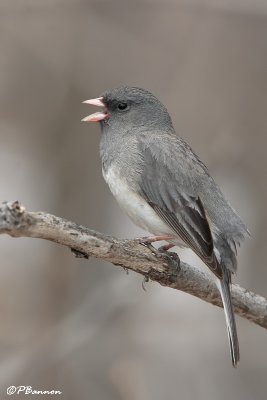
[137,235,174,246]
[137,236,180,273]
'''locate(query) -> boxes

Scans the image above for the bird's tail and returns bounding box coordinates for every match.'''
[217,275,240,367]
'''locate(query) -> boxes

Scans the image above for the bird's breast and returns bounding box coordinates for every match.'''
[103,165,172,235]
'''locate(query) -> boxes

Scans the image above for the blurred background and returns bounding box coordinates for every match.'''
[0,0,266,399]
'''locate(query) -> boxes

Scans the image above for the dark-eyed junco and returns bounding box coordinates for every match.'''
[82,86,249,367]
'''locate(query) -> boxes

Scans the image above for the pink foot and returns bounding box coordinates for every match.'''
[137,236,180,273]
[137,235,174,246]
[158,243,175,252]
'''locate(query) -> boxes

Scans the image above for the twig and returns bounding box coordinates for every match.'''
[0,200,266,329]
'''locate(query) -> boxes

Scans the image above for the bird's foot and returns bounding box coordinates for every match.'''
[138,235,175,244]
[137,235,174,249]
[158,243,175,252]
[158,249,180,273]
[137,237,155,253]
[137,236,180,273]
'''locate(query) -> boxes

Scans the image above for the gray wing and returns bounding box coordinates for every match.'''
[138,134,223,279]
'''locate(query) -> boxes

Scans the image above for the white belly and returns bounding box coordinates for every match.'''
[103,166,173,235]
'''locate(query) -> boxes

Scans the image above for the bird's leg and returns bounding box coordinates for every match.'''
[158,243,179,261]
[137,235,174,247]
[158,243,175,252]
[137,236,180,273]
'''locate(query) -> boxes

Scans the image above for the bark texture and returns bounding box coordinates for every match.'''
[0,200,266,329]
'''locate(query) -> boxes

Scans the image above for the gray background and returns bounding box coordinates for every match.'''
[0,0,266,399]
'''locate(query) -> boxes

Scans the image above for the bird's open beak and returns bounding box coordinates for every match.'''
[81,97,108,122]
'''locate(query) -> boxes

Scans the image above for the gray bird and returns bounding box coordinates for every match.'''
[82,86,249,367]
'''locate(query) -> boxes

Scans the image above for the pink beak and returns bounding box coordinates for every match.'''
[81,97,108,122]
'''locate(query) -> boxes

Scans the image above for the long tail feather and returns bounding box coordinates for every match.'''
[217,276,240,367]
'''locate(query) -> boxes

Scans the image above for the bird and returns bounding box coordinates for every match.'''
[82,86,249,367]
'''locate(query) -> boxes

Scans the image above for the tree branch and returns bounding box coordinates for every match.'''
[0,201,266,329]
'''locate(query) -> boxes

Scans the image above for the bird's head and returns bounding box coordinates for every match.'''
[82,86,174,133]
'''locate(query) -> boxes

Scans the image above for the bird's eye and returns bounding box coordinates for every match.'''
[117,102,128,111]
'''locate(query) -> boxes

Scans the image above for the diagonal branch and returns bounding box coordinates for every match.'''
[0,200,266,329]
